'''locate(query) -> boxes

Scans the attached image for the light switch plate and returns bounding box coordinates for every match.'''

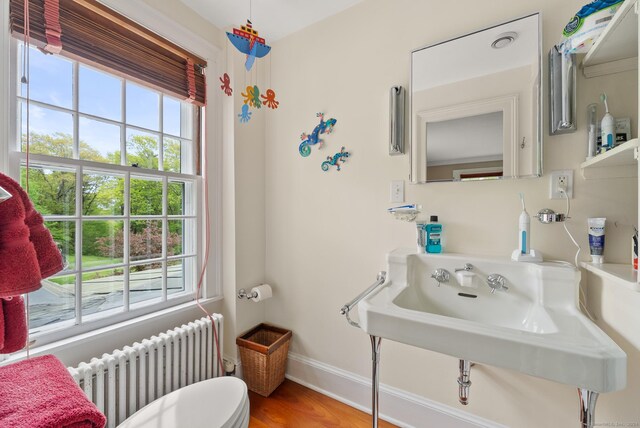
[390,180,404,203]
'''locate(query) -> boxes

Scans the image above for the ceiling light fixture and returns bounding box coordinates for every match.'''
[491,32,518,49]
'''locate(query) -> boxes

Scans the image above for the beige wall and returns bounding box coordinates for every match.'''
[264,0,639,427]
[224,45,268,360]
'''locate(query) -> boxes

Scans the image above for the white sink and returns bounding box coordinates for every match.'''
[358,249,626,393]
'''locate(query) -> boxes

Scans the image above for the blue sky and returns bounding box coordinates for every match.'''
[20,45,187,162]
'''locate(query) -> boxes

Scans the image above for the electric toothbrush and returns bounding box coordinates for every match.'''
[512,193,542,262]
[600,93,615,149]
[518,193,530,255]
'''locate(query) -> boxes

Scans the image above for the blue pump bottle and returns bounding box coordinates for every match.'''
[426,215,442,253]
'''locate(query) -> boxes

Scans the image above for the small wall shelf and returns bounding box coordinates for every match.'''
[581,262,639,291]
[580,138,638,179]
[582,0,638,78]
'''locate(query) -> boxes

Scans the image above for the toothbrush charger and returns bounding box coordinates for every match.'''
[511,249,543,263]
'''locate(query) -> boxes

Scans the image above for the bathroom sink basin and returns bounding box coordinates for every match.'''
[358,249,626,392]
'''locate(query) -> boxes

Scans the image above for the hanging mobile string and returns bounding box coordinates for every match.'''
[269,51,272,89]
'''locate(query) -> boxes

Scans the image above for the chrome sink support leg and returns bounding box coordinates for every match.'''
[578,388,599,428]
[458,360,472,405]
[370,335,382,428]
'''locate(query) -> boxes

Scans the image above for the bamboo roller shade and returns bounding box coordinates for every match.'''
[9,0,207,106]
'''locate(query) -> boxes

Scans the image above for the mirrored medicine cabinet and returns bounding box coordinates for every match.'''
[410,13,542,183]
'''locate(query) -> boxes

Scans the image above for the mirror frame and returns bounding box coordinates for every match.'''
[409,13,543,183]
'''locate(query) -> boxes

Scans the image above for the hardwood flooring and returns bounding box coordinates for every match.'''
[248,379,398,427]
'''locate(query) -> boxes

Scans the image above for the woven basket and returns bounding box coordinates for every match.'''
[236,323,292,397]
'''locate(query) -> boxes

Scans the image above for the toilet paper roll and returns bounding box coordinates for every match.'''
[251,284,273,302]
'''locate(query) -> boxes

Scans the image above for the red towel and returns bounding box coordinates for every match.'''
[0,355,107,428]
[0,186,42,297]
[0,297,27,354]
[0,173,63,279]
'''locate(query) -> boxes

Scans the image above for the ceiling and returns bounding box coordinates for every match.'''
[178,0,364,41]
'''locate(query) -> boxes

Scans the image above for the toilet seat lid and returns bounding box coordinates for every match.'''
[117,377,249,428]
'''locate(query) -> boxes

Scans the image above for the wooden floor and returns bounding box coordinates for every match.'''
[248,379,397,427]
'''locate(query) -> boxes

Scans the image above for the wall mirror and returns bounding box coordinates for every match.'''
[410,13,542,183]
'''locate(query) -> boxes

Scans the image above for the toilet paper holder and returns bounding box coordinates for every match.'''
[237,288,258,300]
[237,284,273,302]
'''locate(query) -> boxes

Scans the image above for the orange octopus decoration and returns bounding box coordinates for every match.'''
[261,89,280,109]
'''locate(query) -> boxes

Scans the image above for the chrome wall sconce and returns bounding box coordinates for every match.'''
[549,45,577,135]
[389,86,405,155]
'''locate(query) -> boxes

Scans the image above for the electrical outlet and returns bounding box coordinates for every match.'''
[549,170,573,199]
[390,180,404,203]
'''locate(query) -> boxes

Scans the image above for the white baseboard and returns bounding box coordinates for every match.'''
[285,352,507,428]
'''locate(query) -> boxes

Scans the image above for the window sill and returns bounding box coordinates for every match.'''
[0,296,223,366]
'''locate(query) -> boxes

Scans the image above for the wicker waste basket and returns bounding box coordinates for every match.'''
[236,323,292,397]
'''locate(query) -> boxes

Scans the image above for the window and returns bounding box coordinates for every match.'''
[14,44,200,337]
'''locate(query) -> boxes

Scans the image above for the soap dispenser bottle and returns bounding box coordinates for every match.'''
[426,216,442,254]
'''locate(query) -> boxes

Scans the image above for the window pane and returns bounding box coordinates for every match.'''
[168,219,194,256]
[167,181,184,215]
[20,102,74,157]
[168,220,183,256]
[163,137,181,173]
[126,82,159,130]
[21,165,76,216]
[130,262,163,305]
[44,221,75,271]
[83,172,124,216]
[126,129,159,169]
[130,220,163,261]
[29,274,76,329]
[163,96,181,137]
[79,117,121,163]
[130,177,162,215]
[167,258,194,296]
[168,180,193,216]
[82,220,124,268]
[82,267,124,318]
[79,66,122,121]
[20,45,73,109]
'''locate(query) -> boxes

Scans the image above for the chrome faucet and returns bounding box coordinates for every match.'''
[455,263,474,272]
[430,268,450,286]
[486,274,508,294]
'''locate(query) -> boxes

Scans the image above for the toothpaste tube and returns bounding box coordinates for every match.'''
[588,217,606,264]
[387,204,417,212]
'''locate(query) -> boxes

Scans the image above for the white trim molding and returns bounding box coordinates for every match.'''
[414,94,519,182]
[0,0,10,173]
[285,352,507,428]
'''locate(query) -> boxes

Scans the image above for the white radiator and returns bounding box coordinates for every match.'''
[67,315,223,428]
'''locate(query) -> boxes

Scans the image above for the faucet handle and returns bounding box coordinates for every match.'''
[486,274,508,294]
[430,268,450,287]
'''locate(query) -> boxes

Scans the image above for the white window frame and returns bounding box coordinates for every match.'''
[0,0,223,347]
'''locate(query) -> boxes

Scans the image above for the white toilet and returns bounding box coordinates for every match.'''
[118,377,250,428]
